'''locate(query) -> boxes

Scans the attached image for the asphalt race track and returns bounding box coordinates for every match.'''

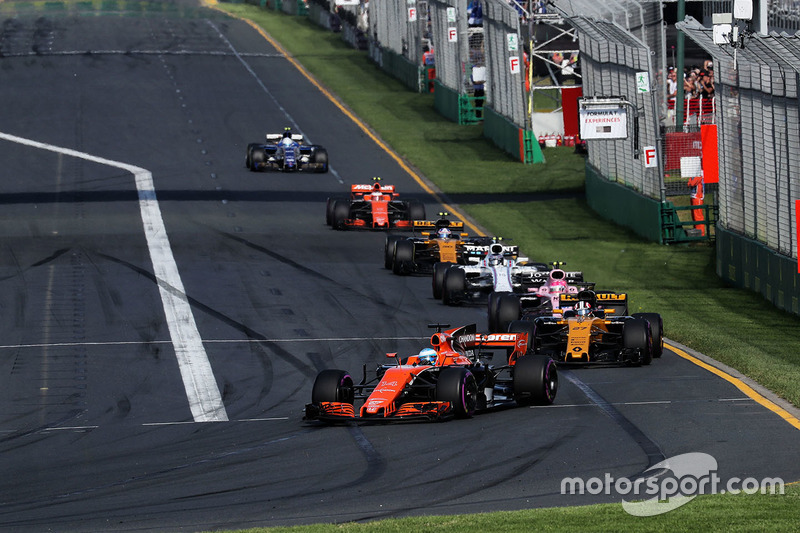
[0,2,798,531]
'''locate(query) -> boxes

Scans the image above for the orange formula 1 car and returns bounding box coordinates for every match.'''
[304,324,558,423]
[325,177,426,230]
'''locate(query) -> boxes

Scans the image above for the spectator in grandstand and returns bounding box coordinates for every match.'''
[699,69,714,98]
[667,67,678,125]
[683,69,699,99]
[468,0,483,27]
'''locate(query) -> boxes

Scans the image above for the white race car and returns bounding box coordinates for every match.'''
[439,243,551,315]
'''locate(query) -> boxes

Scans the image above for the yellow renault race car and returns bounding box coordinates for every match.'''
[509,290,663,366]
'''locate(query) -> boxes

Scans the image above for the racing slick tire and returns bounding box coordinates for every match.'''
[249,147,267,172]
[633,313,663,358]
[311,369,355,405]
[508,319,536,355]
[623,318,652,366]
[436,367,478,418]
[495,293,521,333]
[406,200,426,222]
[331,199,351,230]
[384,235,403,269]
[487,292,501,332]
[312,147,329,173]
[245,143,260,169]
[513,354,558,406]
[392,239,414,275]
[441,266,466,306]
[432,262,452,300]
[326,197,346,226]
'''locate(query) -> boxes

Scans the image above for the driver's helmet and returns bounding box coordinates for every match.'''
[280,129,295,146]
[575,300,592,317]
[437,227,452,239]
[549,279,567,294]
[487,253,504,266]
[417,348,437,365]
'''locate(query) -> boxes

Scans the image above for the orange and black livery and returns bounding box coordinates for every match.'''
[304,323,558,423]
[325,177,426,230]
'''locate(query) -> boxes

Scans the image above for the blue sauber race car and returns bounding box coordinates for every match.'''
[246,129,328,173]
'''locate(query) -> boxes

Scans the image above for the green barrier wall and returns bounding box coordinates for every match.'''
[482,107,544,164]
[716,227,800,316]
[374,48,422,93]
[433,80,460,123]
[585,165,663,243]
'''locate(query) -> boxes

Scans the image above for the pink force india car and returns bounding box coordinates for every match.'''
[488,262,596,332]
[304,323,558,423]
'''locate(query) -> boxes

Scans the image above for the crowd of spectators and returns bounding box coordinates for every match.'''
[683,59,715,99]
[667,59,715,125]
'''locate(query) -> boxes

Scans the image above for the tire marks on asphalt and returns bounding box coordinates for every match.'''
[561,369,665,471]
[0,131,227,423]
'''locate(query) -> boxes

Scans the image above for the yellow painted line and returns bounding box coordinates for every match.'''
[206,1,484,236]
[667,341,800,432]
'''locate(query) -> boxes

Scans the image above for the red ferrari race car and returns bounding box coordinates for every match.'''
[304,323,558,423]
[326,177,426,230]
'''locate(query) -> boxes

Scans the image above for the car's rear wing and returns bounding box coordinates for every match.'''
[413,219,465,230]
[524,270,585,284]
[461,243,519,259]
[266,133,304,142]
[351,183,396,195]
[431,324,529,364]
[559,292,627,308]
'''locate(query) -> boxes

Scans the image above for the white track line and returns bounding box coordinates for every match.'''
[205,19,345,184]
[0,131,228,423]
[0,336,430,350]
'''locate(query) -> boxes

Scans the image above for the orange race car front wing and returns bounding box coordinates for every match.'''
[304,401,453,423]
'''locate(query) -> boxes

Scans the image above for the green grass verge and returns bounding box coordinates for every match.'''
[208,484,800,533]
[215,4,800,407]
